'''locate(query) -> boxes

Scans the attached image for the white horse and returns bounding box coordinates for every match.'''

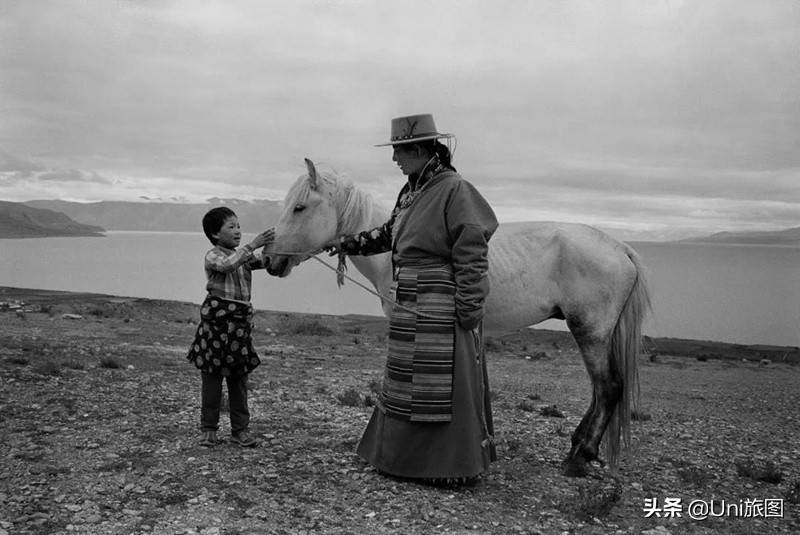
[264,159,651,476]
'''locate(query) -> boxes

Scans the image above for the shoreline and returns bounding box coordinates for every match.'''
[2,285,797,364]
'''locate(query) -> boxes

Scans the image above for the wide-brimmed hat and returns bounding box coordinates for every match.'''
[375,113,454,147]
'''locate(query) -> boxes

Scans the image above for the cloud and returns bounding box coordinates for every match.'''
[0,149,43,174]
[490,186,800,240]
[38,169,112,184]
[482,163,800,203]
[1,1,798,239]
[0,168,293,205]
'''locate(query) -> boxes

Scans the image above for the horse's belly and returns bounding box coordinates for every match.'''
[482,233,562,333]
[483,274,556,333]
[481,221,638,335]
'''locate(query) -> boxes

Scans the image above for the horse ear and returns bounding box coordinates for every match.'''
[304,158,318,190]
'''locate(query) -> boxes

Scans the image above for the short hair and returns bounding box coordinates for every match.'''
[202,206,237,245]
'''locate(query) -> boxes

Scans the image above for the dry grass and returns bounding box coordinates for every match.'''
[336,387,363,407]
[99,356,123,369]
[735,459,783,484]
[284,317,336,336]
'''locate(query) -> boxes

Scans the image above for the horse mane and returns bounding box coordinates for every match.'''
[287,166,386,234]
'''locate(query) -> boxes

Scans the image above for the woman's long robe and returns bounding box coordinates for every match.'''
[340,165,498,479]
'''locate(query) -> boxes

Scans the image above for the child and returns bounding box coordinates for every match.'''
[186,206,274,448]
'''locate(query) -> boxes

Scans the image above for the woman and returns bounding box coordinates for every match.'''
[332,113,498,483]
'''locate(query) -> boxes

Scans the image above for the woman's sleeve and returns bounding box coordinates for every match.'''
[446,181,499,330]
[339,218,394,256]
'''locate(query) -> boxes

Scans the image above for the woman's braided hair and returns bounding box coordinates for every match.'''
[418,140,456,172]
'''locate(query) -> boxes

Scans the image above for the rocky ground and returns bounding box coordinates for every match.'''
[1,286,798,535]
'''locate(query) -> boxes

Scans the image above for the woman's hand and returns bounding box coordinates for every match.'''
[323,240,341,256]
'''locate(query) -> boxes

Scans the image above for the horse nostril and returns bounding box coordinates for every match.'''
[266,257,289,276]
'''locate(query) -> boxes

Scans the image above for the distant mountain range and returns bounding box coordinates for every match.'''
[0,201,105,238]
[679,226,800,246]
[23,199,283,233]
[3,198,798,246]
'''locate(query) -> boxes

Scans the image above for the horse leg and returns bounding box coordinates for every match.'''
[562,333,621,477]
[562,257,648,477]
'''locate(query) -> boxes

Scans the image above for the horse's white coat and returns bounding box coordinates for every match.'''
[265,160,651,473]
[266,164,641,335]
[264,162,395,316]
[483,222,639,334]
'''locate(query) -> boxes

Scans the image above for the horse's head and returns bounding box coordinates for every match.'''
[265,158,341,277]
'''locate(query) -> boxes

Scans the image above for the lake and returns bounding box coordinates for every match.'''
[1,232,798,347]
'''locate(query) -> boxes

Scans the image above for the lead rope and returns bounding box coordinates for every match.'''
[267,249,441,320]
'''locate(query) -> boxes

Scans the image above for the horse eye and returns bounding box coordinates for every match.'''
[293,204,305,213]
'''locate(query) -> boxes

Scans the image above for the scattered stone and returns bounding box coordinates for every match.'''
[642,528,672,535]
[540,405,565,418]
[244,508,270,520]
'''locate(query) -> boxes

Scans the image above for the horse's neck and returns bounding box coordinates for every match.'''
[338,183,391,234]
[338,183,393,297]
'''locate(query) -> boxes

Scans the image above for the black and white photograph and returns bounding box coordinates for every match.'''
[1,1,798,533]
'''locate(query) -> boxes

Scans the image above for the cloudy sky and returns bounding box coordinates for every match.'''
[1,0,798,240]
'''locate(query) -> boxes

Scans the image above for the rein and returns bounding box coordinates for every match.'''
[268,249,440,320]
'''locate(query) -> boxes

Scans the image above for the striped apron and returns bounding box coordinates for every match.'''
[384,262,456,422]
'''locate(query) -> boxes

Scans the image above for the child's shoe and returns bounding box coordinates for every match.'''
[199,430,218,447]
[231,429,258,448]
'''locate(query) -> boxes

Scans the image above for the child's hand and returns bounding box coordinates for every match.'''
[249,228,275,250]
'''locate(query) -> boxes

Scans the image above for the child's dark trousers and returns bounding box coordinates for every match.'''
[201,372,250,434]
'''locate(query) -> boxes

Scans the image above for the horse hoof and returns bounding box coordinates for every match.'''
[562,458,589,478]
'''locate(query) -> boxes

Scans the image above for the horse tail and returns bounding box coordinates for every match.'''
[604,246,652,470]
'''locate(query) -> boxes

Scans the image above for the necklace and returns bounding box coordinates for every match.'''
[397,159,442,210]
